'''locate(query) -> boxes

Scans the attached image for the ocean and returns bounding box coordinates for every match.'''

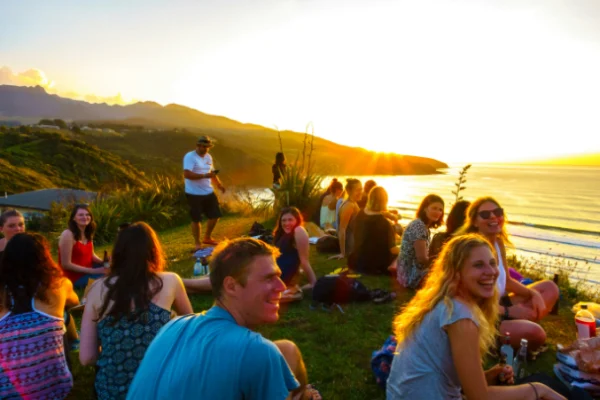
[331,164,600,284]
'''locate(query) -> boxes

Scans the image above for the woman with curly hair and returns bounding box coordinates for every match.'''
[387,234,564,400]
[0,232,79,399]
[80,222,193,399]
[59,204,107,288]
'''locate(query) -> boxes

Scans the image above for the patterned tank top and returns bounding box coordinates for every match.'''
[95,302,172,400]
[0,288,73,399]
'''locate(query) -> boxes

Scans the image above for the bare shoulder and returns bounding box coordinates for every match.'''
[157,272,182,286]
[59,229,74,240]
[294,226,309,237]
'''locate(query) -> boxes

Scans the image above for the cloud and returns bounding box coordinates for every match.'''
[0,65,135,105]
[0,66,55,89]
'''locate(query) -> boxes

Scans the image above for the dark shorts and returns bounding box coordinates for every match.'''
[186,192,222,222]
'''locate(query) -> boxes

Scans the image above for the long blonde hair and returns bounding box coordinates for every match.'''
[393,234,499,356]
[454,196,512,246]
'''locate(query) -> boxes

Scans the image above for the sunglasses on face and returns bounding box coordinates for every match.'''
[478,208,504,219]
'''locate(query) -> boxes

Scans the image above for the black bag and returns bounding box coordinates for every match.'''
[249,222,268,236]
[316,235,340,254]
[312,275,372,305]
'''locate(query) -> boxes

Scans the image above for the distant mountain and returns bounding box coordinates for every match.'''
[0,85,448,187]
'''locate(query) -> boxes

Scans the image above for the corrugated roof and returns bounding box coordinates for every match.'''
[0,188,97,211]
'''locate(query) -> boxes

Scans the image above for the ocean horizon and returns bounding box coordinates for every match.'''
[330,163,600,284]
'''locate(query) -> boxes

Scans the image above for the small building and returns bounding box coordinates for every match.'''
[0,188,98,219]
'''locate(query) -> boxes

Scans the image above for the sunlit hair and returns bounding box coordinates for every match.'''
[445,200,471,234]
[0,233,63,305]
[209,237,280,300]
[393,234,499,356]
[454,196,512,246]
[273,206,304,246]
[275,152,286,165]
[97,222,165,324]
[0,209,24,227]
[68,204,96,241]
[344,178,362,200]
[416,194,445,228]
[367,186,388,212]
[363,180,377,195]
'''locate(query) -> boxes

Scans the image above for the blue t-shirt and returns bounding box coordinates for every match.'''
[386,298,479,400]
[126,306,300,400]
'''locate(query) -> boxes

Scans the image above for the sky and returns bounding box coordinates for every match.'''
[1,0,600,163]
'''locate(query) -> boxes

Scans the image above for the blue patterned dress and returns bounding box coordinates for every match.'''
[0,289,73,399]
[95,303,171,400]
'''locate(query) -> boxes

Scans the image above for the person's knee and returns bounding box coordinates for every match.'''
[275,340,300,363]
[527,325,547,349]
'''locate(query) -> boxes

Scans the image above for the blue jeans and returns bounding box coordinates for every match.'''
[73,263,105,289]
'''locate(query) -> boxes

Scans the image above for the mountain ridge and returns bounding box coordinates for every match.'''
[0,84,448,188]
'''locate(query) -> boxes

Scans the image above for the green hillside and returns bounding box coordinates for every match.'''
[78,122,447,187]
[0,128,148,194]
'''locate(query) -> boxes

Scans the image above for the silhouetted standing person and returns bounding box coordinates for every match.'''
[183,135,226,250]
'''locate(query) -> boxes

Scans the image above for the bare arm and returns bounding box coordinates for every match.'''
[58,231,103,275]
[182,277,212,293]
[413,239,429,265]
[294,227,317,289]
[211,174,226,193]
[337,203,355,257]
[448,318,564,400]
[171,274,193,316]
[63,279,80,309]
[79,279,104,366]
[183,169,213,180]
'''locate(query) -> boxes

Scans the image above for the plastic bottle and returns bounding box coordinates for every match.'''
[575,304,597,339]
[193,258,203,276]
[513,338,528,380]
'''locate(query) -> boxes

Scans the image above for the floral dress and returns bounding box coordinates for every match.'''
[95,303,172,400]
[397,218,431,289]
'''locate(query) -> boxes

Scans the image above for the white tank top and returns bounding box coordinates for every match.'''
[495,241,507,297]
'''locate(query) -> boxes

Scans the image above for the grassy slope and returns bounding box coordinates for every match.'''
[67,217,577,400]
[0,129,147,193]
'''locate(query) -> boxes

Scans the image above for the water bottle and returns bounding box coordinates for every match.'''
[498,333,513,384]
[193,258,202,276]
[575,304,597,339]
[513,338,528,380]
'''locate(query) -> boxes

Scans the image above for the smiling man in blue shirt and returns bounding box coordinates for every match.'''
[127,238,311,400]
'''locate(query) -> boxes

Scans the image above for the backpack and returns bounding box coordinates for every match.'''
[312,275,372,305]
[371,335,398,389]
[315,235,340,254]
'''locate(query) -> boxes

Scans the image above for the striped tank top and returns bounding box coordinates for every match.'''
[0,288,73,399]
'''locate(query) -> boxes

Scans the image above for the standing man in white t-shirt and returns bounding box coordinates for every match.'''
[183,135,226,250]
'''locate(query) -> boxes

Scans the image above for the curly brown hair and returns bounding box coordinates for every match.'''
[0,232,63,305]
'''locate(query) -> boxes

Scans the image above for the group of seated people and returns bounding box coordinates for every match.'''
[0,185,566,399]
[0,205,321,399]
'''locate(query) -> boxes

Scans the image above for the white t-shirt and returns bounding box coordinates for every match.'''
[183,150,215,195]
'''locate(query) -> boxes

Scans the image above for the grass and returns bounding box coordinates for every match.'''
[66,217,584,400]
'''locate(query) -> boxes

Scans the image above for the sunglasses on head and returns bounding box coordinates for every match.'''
[478,208,504,219]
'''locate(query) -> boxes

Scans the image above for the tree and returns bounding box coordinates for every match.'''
[18,125,31,134]
[53,119,68,129]
[39,119,54,125]
[72,124,82,134]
